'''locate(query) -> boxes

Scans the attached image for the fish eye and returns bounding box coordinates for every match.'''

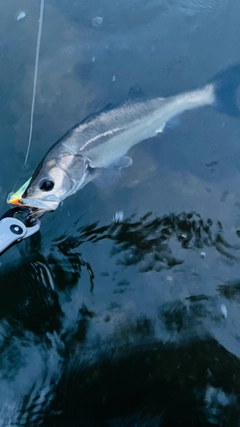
[39,178,54,192]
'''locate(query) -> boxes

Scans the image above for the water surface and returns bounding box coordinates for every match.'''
[0,0,240,425]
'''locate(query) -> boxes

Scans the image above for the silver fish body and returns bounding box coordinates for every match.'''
[8,64,240,211]
[60,85,215,167]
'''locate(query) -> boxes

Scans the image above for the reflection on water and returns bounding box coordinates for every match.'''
[1,211,240,425]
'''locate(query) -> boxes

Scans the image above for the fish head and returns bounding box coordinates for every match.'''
[8,154,92,211]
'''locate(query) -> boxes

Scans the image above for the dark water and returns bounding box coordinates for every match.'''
[1,0,240,425]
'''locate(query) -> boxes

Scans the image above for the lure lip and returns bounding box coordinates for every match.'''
[7,196,22,205]
[7,178,32,206]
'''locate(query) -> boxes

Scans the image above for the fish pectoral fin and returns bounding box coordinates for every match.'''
[92,167,122,191]
[91,156,132,190]
[110,156,133,169]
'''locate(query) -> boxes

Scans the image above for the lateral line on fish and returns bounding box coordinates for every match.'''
[24,0,45,168]
[78,128,122,151]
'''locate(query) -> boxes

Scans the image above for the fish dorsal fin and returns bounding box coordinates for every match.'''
[128,85,146,101]
[80,103,119,125]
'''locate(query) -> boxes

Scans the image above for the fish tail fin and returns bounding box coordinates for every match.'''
[211,64,240,117]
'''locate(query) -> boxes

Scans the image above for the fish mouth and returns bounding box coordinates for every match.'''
[8,193,59,211]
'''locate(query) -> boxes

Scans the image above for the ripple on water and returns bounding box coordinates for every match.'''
[168,0,229,17]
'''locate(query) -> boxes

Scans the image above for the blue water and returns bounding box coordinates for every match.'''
[1,0,240,425]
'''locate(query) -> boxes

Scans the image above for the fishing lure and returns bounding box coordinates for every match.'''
[7,178,31,205]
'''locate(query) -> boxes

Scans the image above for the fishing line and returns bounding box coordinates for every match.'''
[24,0,45,167]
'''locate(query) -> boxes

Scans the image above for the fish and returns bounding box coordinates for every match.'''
[8,64,240,213]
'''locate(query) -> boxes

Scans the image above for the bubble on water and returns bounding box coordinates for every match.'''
[17,12,26,20]
[220,304,227,319]
[113,210,124,224]
[91,16,103,27]
[200,251,206,258]
[112,75,116,82]
[180,233,187,240]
